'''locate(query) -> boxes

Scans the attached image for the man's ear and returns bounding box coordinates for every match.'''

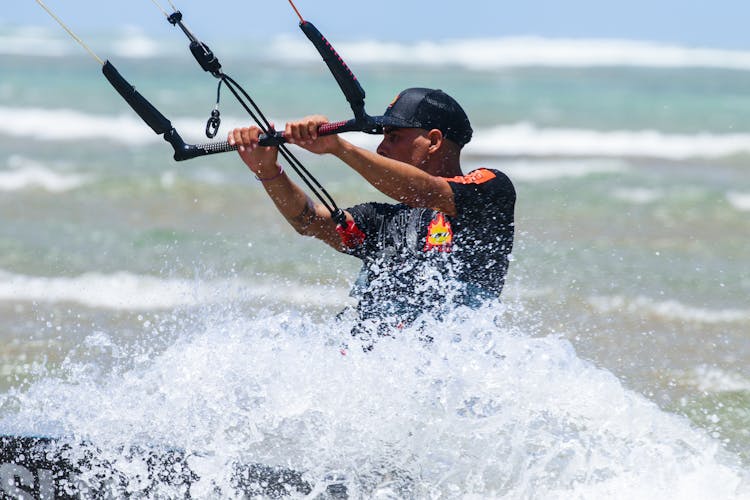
[427,129,444,153]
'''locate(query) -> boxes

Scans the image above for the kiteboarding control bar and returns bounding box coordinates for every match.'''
[153,3,382,155]
[37,0,380,162]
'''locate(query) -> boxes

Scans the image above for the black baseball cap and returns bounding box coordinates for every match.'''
[372,88,473,147]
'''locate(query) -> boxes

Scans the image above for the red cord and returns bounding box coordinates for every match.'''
[287,0,305,23]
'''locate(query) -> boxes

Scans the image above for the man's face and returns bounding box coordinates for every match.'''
[376,127,432,168]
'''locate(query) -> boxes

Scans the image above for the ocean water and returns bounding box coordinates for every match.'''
[1,22,750,498]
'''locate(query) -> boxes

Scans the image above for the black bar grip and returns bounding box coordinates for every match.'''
[317,118,360,135]
[194,140,237,154]
[169,134,238,161]
[299,21,366,117]
[256,118,361,146]
[102,60,173,135]
[172,118,362,161]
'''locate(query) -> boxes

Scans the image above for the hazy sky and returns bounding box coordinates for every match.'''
[9,0,750,49]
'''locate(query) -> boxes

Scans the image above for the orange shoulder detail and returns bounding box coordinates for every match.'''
[444,168,496,185]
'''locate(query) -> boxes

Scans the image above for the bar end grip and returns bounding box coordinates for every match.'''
[101,60,173,135]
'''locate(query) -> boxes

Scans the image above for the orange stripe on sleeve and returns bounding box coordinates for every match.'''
[444,168,496,185]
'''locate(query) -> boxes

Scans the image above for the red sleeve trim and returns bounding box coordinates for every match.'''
[336,220,366,248]
[444,168,496,185]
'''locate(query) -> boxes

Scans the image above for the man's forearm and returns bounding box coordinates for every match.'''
[333,141,455,215]
[285,194,317,234]
[258,171,346,250]
[261,173,317,233]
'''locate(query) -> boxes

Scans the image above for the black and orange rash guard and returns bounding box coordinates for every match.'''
[342,168,515,323]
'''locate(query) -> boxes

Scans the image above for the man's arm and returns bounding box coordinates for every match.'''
[228,126,349,251]
[334,140,456,216]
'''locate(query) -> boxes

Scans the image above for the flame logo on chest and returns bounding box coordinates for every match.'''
[423,213,453,252]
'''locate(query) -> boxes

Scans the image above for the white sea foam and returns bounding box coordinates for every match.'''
[273,35,750,70]
[486,159,628,182]
[0,106,154,143]
[469,123,750,160]
[0,106,254,145]
[5,106,750,161]
[612,187,665,204]
[0,26,167,59]
[7,23,750,71]
[110,26,160,59]
[588,295,750,324]
[2,306,747,497]
[0,156,90,192]
[0,270,349,310]
[726,191,750,211]
[0,26,72,57]
[687,365,750,393]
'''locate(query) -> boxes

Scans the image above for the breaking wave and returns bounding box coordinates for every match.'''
[6,24,750,71]
[469,123,750,160]
[272,35,750,71]
[588,295,750,324]
[4,107,750,161]
[0,270,349,310]
[0,156,90,192]
[726,192,750,212]
[1,304,747,497]
[485,159,628,182]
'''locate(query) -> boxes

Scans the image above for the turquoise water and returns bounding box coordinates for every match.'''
[1,24,750,497]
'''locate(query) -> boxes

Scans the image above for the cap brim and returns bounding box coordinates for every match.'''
[370,114,421,133]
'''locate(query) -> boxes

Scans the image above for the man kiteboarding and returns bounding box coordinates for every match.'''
[229,88,515,338]
[35,0,513,342]
[19,2,514,496]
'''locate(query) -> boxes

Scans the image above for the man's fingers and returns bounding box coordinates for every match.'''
[245,127,261,148]
[228,126,266,153]
[284,116,329,145]
[294,121,310,142]
[308,121,318,141]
